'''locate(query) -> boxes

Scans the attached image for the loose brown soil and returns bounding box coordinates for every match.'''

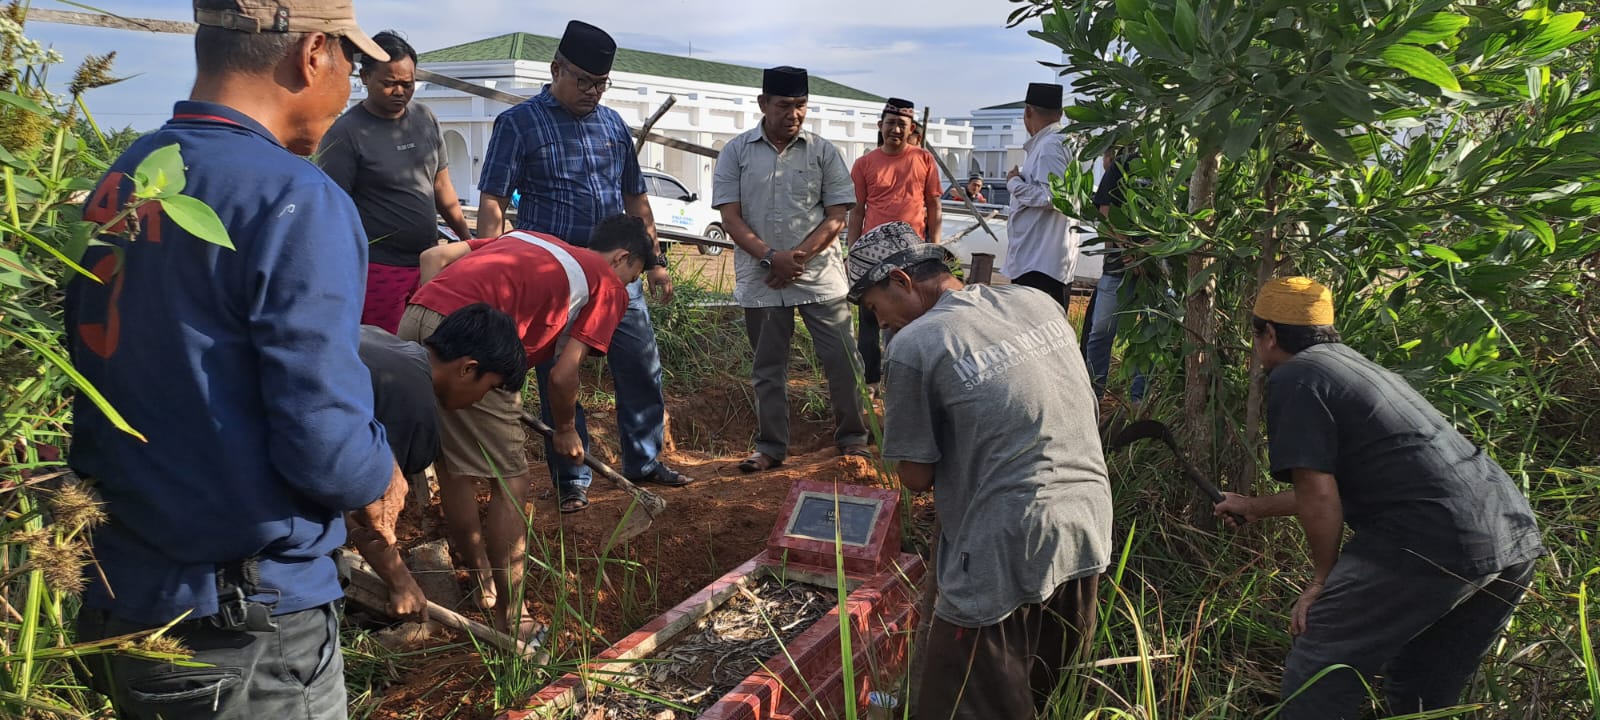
[354,380,892,720]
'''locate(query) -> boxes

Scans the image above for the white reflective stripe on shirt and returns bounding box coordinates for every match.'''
[505,231,590,327]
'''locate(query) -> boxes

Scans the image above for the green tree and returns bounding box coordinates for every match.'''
[1018,0,1599,487]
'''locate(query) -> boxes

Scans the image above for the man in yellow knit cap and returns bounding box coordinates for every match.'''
[1215,277,1544,720]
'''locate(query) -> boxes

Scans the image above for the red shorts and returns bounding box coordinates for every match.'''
[361,263,422,333]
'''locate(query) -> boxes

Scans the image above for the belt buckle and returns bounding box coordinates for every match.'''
[210,586,250,631]
[209,586,278,632]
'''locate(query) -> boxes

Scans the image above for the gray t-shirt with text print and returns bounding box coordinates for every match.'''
[881,283,1112,627]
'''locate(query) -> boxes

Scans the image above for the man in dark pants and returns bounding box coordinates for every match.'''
[475,20,692,513]
[1003,82,1079,315]
[68,2,397,718]
[847,97,942,389]
[1215,277,1545,720]
[713,66,870,474]
[847,222,1113,718]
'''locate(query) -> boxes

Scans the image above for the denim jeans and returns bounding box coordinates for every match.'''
[1083,273,1146,402]
[536,280,666,490]
[76,603,345,720]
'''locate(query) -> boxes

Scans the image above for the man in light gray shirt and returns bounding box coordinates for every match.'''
[713,66,868,473]
[846,221,1112,719]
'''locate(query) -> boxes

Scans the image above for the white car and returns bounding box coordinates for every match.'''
[643,170,726,255]
[938,205,1103,285]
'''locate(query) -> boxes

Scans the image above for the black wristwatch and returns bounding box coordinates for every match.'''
[653,253,670,269]
[759,248,776,269]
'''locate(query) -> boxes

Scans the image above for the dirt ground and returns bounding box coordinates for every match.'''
[355,380,893,720]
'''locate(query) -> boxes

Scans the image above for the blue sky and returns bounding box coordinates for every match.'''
[22,1,1068,130]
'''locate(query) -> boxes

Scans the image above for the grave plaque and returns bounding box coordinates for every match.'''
[784,492,881,547]
[768,481,902,577]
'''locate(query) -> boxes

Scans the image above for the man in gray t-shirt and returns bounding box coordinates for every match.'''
[845,221,1112,719]
[318,31,473,333]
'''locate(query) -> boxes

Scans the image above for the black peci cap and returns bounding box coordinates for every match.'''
[557,20,616,75]
[762,66,809,97]
[1025,82,1063,109]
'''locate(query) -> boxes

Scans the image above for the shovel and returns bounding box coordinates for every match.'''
[1108,419,1246,526]
[517,411,666,547]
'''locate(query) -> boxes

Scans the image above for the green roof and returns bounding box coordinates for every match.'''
[979,100,1027,110]
[419,33,883,103]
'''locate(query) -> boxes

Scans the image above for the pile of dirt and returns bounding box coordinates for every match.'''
[357,387,890,720]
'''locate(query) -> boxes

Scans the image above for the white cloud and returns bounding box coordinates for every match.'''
[21,0,1068,129]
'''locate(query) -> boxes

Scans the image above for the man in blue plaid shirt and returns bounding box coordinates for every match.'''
[475,20,694,513]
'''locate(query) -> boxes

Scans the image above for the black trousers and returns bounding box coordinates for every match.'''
[1012,271,1073,317]
[1279,554,1537,719]
[858,307,883,385]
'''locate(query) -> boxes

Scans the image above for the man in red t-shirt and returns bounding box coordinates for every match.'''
[847,97,943,387]
[398,214,652,633]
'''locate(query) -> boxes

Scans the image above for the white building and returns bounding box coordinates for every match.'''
[367,32,975,206]
[960,101,1030,180]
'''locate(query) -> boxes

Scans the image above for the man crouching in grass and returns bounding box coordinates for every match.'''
[350,303,527,621]
[845,221,1113,718]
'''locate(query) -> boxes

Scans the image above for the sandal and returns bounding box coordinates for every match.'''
[630,464,695,487]
[558,486,590,514]
[839,444,873,459]
[738,452,783,474]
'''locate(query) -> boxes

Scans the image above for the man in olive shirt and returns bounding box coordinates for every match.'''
[1216,277,1544,720]
[713,66,868,473]
[319,31,473,332]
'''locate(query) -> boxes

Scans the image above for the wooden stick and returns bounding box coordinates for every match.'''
[635,95,678,155]
[338,550,543,658]
[517,411,667,520]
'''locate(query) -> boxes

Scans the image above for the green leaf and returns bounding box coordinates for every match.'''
[1173,0,1199,53]
[1115,0,1147,22]
[1518,213,1556,254]
[0,327,145,441]
[1296,103,1357,164]
[1555,132,1600,156]
[132,144,186,199]
[66,221,96,266]
[1260,28,1305,51]
[1398,13,1470,46]
[1064,105,1103,122]
[158,194,234,250]
[1379,45,1461,92]
[1421,244,1462,264]
[1526,12,1585,52]
[1222,111,1265,161]
[0,248,36,288]
[0,90,49,115]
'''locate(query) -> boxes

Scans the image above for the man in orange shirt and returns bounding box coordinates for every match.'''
[847,97,942,387]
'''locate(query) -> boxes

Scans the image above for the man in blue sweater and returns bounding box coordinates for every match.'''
[67,2,396,718]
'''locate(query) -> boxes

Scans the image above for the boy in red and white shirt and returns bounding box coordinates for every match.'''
[399,213,652,633]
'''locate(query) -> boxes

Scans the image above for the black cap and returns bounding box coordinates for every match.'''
[1025,82,1063,109]
[967,172,983,181]
[883,97,915,119]
[557,20,616,75]
[762,66,809,97]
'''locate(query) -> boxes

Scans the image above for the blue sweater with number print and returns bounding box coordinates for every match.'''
[64,101,394,625]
